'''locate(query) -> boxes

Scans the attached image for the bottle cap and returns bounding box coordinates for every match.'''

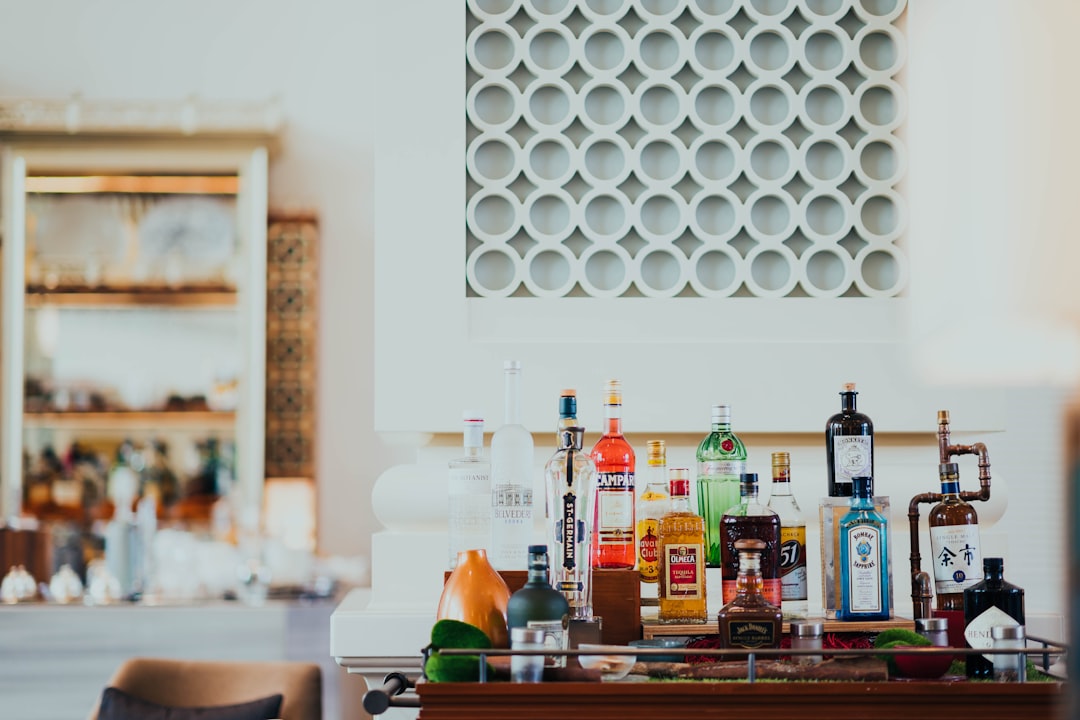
[790,621,824,637]
[739,472,758,489]
[734,538,765,552]
[916,617,948,632]
[647,440,666,464]
[852,476,873,498]
[604,379,622,405]
[938,462,959,478]
[668,468,690,497]
[462,410,484,422]
[983,557,1004,573]
[504,360,522,371]
[527,544,548,554]
[991,625,1025,641]
[711,404,731,422]
[842,382,857,393]
[510,627,546,645]
[558,391,577,418]
[771,451,790,467]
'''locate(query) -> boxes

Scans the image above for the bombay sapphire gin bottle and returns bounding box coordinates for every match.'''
[838,476,890,621]
[544,425,596,620]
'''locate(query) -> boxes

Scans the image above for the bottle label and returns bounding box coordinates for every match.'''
[636,519,660,582]
[779,526,808,602]
[929,523,983,594]
[447,468,492,563]
[597,472,634,536]
[726,620,777,649]
[832,436,872,483]
[699,460,745,478]
[664,544,703,598]
[722,578,782,606]
[964,605,1020,662]
[844,525,883,613]
[559,492,580,570]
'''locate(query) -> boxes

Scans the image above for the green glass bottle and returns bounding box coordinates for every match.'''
[507,544,570,630]
[696,404,747,567]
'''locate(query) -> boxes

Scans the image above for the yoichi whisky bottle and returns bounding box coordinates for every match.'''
[636,440,669,589]
[963,557,1025,679]
[716,538,782,657]
[490,360,534,570]
[447,412,491,569]
[720,473,781,606]
[658,468,707,624]
[929,462,982,612]
[826,383,873,498]
[838,476,890,621]
[544,425,596,620]
[696,404,746,567]
[767,452,807,618]
[590,380,636,569]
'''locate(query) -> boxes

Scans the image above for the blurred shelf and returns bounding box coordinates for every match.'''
[26,174,239,195]
[23,410,236,431]
[26,284,237,308]
[641,616,915,639]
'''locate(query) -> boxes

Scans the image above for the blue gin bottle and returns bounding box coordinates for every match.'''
[838,476,890,621]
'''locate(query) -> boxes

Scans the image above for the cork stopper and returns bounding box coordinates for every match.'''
[734,538,766,552]
[842,382,856,393]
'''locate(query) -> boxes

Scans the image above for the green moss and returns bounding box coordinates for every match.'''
[424,652,495,683]
[873,629,930,649]
[430,619,492,650]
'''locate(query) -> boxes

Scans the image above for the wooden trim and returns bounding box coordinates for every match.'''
[25,175,239,195]
[24,410,236,431]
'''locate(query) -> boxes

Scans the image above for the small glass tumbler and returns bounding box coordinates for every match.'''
[527,619,567,668]
[511,627,545,683]
[991,625,1026,682]
[916,617,949,647]
[790,620,824,664]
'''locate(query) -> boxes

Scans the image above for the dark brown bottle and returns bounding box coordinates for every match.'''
[963,557,1024,679]
[719,474,781,607]
[928,462,982,612]
[825,383,873,497]
[717,538,782,660]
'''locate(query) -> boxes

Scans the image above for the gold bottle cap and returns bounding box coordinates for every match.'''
[604,379,622,405]
[771,451,790,467]
[647,440,666,464]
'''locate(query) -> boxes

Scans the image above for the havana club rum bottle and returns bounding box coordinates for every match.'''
[658,468,707,623]
[826,383,874,498]
[717,538,782,658]
[928,462,982,612]
[697,404,746,567]
[636,440,669,591]
[767,452,807,618]
[720,473,781,606]
[590,380,635,569]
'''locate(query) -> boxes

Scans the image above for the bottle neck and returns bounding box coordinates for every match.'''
[735,562,763,598]
[646,460,668,490]
[740,486,759,504]
[940,479,959,497]
[527,562,549,585]
[670,493,691,512]
[504,369,521,425]
[771,465,791,495]
[604,403,623,435]
[841,391,857,413]
[461,446,482,460]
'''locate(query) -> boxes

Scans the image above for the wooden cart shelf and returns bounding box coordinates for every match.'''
[642,616,915,639]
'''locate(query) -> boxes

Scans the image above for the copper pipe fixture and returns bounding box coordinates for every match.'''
[908,410,992,619]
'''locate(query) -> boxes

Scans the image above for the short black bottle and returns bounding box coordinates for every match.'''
[963,557,1025,679]
[507,545,570,630]
[825,383,874,497]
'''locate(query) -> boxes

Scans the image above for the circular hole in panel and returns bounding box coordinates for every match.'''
[694,85,737,127]
[859,85,899,127]
[860,194,899,237]
[860,140,897,183]
[804,137,847,182]
[805,194,846,237]
[804,247,849,294]
[639,249,683,293]
[749,86,790,128]
[473,84,516,126]
[749,248,792,293]
[748,30,791,73]
[528,249,572,292]
[859,31,897,73]
[473,194,517,236]
[800,0,846,17]
[639,30,681,73]
[584,194,627,237]
[639,139,682,182]
[805,84,846,127]
[639,85,681,126]
[695,194,737,236]
[528,85,571,126]
[472,247,518,293]
[750,194,790,237]
[693,139,738,183]
[858,0,900,19]
[694,249,739,293]
[584,248,628,293]
[639,0,682,17]
[803,30,845,73]
[749,139,792,183]
[529,194,572,236]
[473,29,516,72]
[584,29,627,72]
[640,194,681,237]
[529,139,572,183]
[693,30,737,73]
[472,0,518,14]
[749,0,794,17]
[691,0,738,17]
[530,0,571,16]
[583,0,627,16]
[583,85,626,127]
[473,137,517,182]
[860,249,899,293]
[583,139,627,183]
[529,30,571,72]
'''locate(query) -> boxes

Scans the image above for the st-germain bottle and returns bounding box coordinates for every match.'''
[838,476,890,621]
[696,404,746,567]
[826,383,874,497]
[928,462,982,612]
[544,425,596,620]
[767,452,807,618]
[447,412,491,569]
[490,360,534,570]
[636,440,669,591]
[590,380,635,569]
[720,473,781,606]
[963,557,1025,679]
[717,538,782,658]
[658,468,707,623]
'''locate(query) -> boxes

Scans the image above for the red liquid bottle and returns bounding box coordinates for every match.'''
[590,379,636,569]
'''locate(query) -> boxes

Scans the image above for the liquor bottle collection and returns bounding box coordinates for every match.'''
[446,365,1030,677]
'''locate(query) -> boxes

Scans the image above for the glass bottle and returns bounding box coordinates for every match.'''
[507,544,570,660]
[556,389,577,442]
[658,468,707,624]
[636,440,669,589]
[490,360,535,570]
[767,451,807,618]
[696,404,746,567]
[544,425,596,620]
[825,383,874,497]
[838,476,890,621]
[720,473,781,606]
[716,538,782,658]
[963,557,1025,679]
[447,411,492,569]
[589,380,635,569]
[928,462,982,611]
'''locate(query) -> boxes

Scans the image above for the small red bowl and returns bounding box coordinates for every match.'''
[892,646,953,679]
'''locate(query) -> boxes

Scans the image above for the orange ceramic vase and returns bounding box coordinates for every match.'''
[437,549,511,648]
